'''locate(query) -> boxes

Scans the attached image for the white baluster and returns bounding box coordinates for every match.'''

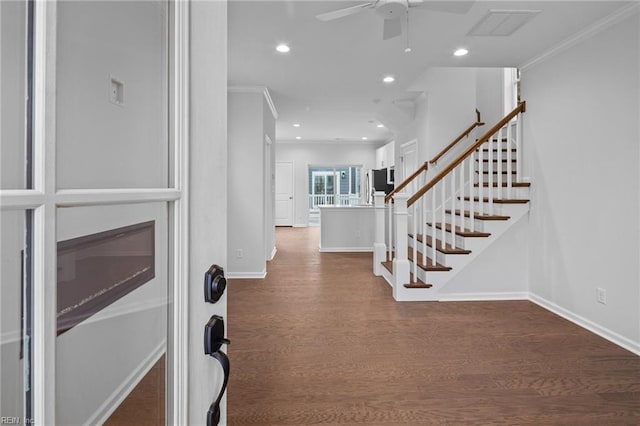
[497,127,503,199]
[422,186,427,268]
[412,204,417,283]
[451,165,456,245]
[488,134,494,215]
[478,142,484,215]
[507,122,513,198]
[387,201,392,261]
[516,114,521,182]
[459,163,464,234]
[441,177,447,248]
[431,185,436,266]
[468,155,474,229]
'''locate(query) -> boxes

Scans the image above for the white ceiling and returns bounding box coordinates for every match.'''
[228,0,632,144]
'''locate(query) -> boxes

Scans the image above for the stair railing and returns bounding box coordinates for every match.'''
[379,112,485,264]
[382,102,526,288]
[429,109,484,166]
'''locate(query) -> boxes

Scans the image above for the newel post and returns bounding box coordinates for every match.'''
[373,191,386,276]
[392,193,410,299]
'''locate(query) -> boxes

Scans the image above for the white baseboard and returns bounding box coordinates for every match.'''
[530,293,640,356]
[87,340,166,426]
[227,270,267,279]
[319,247,373,253]
[293,223,308,228]
[438,292,529,302]
[268,246,277,261]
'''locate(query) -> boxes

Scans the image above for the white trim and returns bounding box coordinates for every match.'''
[277,139,383,145]
[293,223,308,228]
[268,246,277,261]
[530,294,640,356]
[319,247,373,253]
[438,292,529,302]
[520,3,640,71]
[227,270,267,279]
[85,340,166,426]
[171,1,190,424]
[55,188,181,207]
[32,1,58,423]
[227,85,278,119]
[0,190,45,210]
[72,298,168,331]
[399,139,417,149]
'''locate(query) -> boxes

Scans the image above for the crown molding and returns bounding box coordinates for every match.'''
[228,85,279,119]
[520,3,640,71]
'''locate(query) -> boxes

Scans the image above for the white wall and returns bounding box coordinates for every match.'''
[276,142,377,226]
[228,90,276,276]
[189,1,228,421]
[521,11,640,350]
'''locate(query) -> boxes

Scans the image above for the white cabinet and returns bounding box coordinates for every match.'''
[375,141,395,169]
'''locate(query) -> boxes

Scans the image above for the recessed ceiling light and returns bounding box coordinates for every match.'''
[454,48,469,57]
[295,136,301,140]
[377,124,384,128]
[383,75,395,84]
[276,44,290,53]
[293,123,300,127]
[362,137,368,140]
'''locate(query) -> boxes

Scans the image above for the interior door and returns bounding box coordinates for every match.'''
[275,162,294,226]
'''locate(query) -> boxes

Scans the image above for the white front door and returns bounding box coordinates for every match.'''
[275,162,294,226]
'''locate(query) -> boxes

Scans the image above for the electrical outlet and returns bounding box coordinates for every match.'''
[236,249,243,259]
[109,75,124,106]
[596,287,606,304]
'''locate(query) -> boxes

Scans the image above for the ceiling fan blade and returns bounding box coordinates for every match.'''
[382,17,402,40]
[316,3,374,21]
[409,1,475,14]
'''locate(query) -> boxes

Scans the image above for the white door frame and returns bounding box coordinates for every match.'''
[0,2,190,423]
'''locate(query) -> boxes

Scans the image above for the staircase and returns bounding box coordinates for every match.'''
[373,103,529,301]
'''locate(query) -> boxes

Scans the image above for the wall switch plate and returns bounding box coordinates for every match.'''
[109,75,124,106]
[236,249,243,259]
[596,287,606,304]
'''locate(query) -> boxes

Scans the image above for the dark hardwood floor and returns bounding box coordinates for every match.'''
[228,227,640,425]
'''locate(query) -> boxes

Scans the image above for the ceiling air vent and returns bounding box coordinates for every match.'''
[467,9,540,36]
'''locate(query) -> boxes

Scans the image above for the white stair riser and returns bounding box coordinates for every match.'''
[424,225,488,251]
[460,201,529,216]
[472,187,530,198]
[445,214,508,233]
[408,238,469,266]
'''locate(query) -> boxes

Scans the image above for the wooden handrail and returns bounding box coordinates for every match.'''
[384,161,429,203]
[407,101,526,207]
[429,109,484,165]
[384,110,484,204]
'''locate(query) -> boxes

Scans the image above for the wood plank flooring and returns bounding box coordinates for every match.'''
[227,227,639,425]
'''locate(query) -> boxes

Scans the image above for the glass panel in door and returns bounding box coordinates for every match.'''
[0,210,32,422]
[1,0,29,189]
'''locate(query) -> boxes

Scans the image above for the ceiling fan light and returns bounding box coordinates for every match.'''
[383,75,395,83]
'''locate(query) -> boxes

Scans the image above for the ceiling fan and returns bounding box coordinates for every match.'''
[316,0,474,40]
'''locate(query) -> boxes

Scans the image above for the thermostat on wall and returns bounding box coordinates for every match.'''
[109,75,124,106]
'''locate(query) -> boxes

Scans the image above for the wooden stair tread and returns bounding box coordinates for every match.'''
[404,281,433,289]
[427,222,491,238]
[474,182,530,188]
[477,170,517,174]
[408,249,452,271]
[409,233,471,254]
[460,196,529,204]
[477,158,517,162]
[382,254,450,272]
[445,209,510,221]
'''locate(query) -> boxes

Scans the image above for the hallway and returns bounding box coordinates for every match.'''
[227,227,639,425]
